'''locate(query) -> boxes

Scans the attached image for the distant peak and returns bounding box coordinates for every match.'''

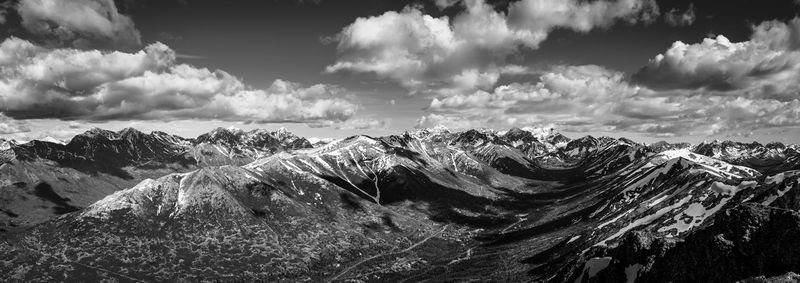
[226,125,243,133]
[520,126,555,134]
[414,124,451,137]
[0,138,18,150]
[431,124,449,132]
[118,127,145,137]
[271,127,293,138]
[38,136,66,145]
[513,126,567,143]
[78,128,118,140]
[209,126,235,133]
[85,127,114,135]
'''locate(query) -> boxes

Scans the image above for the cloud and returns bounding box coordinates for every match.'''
[305,116,390,130]
[0,113,31,134]
[16,0,141,48]
[327,0,658,95]
[334,117,391,130]
[633,17,800,101]
[420,65,642,130]
[416,113,486,129]
[420,63,800,136]
[434,0,461,9]
[664,3,695,27]
[0,1,11,25]
[0,37,358,124]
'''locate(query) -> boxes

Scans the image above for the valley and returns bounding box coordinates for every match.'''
[2,126,800,282]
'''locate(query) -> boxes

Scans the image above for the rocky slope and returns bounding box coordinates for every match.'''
[0,127,312,232]
[2,126,800,282]
[692,140,800,174]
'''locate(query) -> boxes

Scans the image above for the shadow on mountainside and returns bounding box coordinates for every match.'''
[34,182,81,215]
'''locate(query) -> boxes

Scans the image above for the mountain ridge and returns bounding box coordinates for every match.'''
[2,126,800,282]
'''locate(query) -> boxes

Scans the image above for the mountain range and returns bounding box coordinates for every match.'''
[2,126,800,282]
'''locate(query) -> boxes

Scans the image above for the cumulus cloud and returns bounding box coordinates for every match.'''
[335,117,391,130]
[305,116,390,130]
[633,17,800,100]
[439,16,800,135]
[0,1,11,25]
[420,65,643,130]
[420,63,800,136]
[664,3,695,27]
[327,0,658,95]
[0,37,358,123]
[16,0,141,48]
[416,113,487,129]
[0,113,31,134]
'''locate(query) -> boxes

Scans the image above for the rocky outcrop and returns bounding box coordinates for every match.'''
[587,204,800,283]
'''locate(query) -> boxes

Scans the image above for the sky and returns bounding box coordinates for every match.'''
[1,0,800,143]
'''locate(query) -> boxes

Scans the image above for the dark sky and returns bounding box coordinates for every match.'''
[525,0,800,74]
[112,0,800,83]
[124,0,416,87]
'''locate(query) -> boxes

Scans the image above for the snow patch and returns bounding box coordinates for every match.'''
[575,257,613,283]
[597,208,633,230]
[650,149,760,179]
[597,195,692,246]
[39,136,66,145]
[625,264,643,283]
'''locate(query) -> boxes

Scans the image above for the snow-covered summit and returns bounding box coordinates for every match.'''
[649,148,760,179]
[412,125,451,139]
[38,136,66,145]
[0,138,18,150]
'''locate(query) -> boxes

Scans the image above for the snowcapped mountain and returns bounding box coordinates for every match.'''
[3,126,800,282]
[0,138,18,151]
[692,140,800,174]
[195,126,311,150]
[38,136,66,145]
[0,127,312,231]
[191,127,311,166]
[648,140,691,153]
[307,136,336,147]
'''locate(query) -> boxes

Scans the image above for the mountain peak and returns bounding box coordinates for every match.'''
[450,128,504,147]
[193,127,311,151]
[649,148,761,179]
[0,138,18,150]
[82,128,118,139]
[270,127,296,140]
[274,126,289,135]
[118,127,147,140]
[196,127,243,146]
[84,166,255,220]
[38,136,66,145]
[520,126,555,136]
[421,125,450,134]
[227,125,243,132]
[514,126,570,145]
[431,124,450,132]
[411,124,453,141]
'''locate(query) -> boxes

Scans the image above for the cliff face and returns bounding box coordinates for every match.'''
[585,204,800,283]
